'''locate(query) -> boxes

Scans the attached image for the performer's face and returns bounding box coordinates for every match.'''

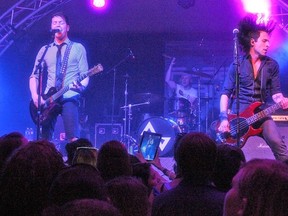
[251,31,270,56]
[51,16,70,40]
[180,75,192,87]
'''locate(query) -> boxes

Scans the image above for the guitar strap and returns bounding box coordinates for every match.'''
[57,41,74,90]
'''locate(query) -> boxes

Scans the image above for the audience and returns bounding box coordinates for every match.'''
[65,138,93,165]
[152,132,226,216]
[212,144,246,192]
[0,132,28,172]
[132,162,160,202]
[48,163,107,206]
[72,146,98,167]
[224,159,288,216]
[105,176,150,216]
[97,140,132,182]
[0,140,65,216]
[2,130,285,216]
[42,199,121,216]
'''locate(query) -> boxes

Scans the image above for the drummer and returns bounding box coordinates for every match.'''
[165,57,198,107]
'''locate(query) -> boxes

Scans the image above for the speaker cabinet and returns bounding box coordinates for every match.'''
[94,123,123,149]
[242,122,288,161]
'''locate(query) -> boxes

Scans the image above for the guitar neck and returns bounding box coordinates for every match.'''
[246,103,281,125]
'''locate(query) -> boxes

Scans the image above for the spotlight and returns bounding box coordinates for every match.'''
[93,0,105,8]
[177,0,195,9]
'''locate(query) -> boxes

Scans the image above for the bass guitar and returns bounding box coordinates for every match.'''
[30,64,103,125]
[214,101,282,148]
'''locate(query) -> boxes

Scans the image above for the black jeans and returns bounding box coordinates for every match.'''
[41,97,80,141]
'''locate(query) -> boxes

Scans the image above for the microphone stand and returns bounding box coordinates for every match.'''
[233,29,240,147]
[103,50,134,143]
[33,37,53,140]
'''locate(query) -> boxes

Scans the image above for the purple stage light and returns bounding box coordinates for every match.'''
[241,0,271,19]
[93,0,105,8]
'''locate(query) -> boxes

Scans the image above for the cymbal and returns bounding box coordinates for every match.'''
[182,69,211,78]
[133,92,163,103]
[191,71,211,78]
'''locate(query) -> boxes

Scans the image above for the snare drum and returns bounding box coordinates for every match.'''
[137,117,181,157]
[168,98,191,118]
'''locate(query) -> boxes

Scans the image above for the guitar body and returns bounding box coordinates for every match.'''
[29,64,104,126]
[29,87,62,125]
[215,102,263,148]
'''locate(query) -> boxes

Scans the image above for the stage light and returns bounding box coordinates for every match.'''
[93,0,105,8]
[241,0,271,18]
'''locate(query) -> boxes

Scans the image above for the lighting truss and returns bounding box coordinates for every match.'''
[0,0,73,57]
[273,0,288,33]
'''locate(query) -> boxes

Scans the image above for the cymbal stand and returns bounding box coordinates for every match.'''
[197,78,201,132]
[121,101,150,154]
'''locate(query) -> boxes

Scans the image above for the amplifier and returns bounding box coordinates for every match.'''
[242,121,288,161]
[94,123,123,149]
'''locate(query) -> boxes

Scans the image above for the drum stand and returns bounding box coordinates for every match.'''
[120,74,149,154]
[196,78,211,133]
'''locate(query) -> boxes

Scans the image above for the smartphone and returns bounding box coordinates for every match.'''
[72,147,98,167]
[139,131,162,161]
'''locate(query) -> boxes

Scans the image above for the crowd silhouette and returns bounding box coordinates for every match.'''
[0,131,288,216]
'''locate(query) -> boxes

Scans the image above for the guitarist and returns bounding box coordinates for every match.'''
[29,12,89,142]
[218,14,288,161]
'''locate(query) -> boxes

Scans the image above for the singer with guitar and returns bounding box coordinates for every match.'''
[218,14,288,161]
[29,12,89,142]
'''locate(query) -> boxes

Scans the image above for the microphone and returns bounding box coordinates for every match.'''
[233,28,239,34]
[233,28,239,66]
[50,29,61,34]
[128,48,135,59]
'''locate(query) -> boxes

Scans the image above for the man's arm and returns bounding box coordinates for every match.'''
[29,76,44,107]
[218,94,230,132]
[165,58,176,89]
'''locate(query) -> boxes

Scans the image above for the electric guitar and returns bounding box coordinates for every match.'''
[214,101,283,148]
[30,64,103,125]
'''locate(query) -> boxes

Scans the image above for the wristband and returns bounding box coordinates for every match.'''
[219,112,228,121]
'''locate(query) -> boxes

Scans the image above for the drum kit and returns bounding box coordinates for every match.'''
[120,69,218,156]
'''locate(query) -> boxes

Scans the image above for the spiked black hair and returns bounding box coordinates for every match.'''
[238,13,276,53]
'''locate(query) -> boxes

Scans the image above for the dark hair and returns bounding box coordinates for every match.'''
[132,162,151,187]
[97,140,132,182]
[238,13,276,53]
[42,199,121,216]
[212,144,246,192]
[0,131,27,171]
[105,176,149,216]
[236,159,288,216]
[51,12,70,25]
[0,140,65,215]
[175,132,217,183]
[48,164,107,206]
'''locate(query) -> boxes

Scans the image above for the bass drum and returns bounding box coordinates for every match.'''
[137,117,181,157]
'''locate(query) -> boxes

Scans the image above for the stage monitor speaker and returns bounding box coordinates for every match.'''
[95,123,123,149]
[242,121,288,161]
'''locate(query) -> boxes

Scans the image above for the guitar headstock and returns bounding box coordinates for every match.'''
[89,64,104,75]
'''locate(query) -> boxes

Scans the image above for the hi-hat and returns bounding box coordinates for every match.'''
[181,69,211,78]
